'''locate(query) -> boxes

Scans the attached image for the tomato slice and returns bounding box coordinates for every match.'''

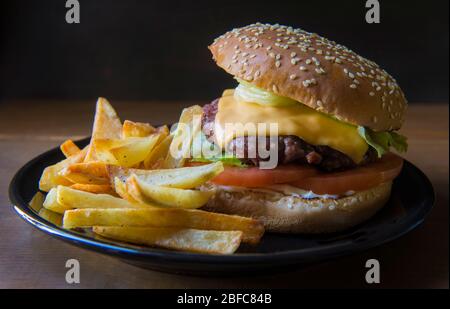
[211,164,319,188]
[208,153,403,195]
[290,153,404,195]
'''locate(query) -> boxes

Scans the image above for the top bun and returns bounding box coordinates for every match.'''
[209,23,407,132]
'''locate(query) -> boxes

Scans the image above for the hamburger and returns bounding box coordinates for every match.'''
[195,23,408,233]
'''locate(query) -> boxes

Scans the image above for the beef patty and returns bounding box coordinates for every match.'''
[202,99,377,171]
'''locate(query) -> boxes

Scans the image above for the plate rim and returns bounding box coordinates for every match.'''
[9,137,436,265]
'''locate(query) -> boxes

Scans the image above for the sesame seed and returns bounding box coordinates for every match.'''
[289,74,297,80]
[275,61,281,68]
[299,66,307,71]
[291,58,300,65]
[369,92,375,96]
[272,84,278,93]
[305,59,312,65]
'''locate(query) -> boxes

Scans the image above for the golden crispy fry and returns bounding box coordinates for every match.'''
[110,135,160,167]
[39,147,88,192]
[43,187,67,213]
[156,125,170,137]
[53,185,148,213]
[92,139,119,164]
[63,208,264,244]
[38,208,63,226]
[222,89,235,97]
[85,98,122,162]
[143,134,173,169]
[127,175,214,209]
[113,177,138,203]
[60,140,81,158]
[63,161,109,178]
[108,162,223,189]
[29,191,45,212]
[94,136,160,167]
[106,165,139,186]
[93,226,242,254]
[59,161,110,185]
[163,105,203,169]
[122,120,155,138]
[70,183,116,195]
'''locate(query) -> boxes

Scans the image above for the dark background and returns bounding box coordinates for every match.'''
[0,0,448,103]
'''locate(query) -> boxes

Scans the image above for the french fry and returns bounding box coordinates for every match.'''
[63,161,109,178]
[114,177,138,203]
[70,183,116,195]
[156,125,170,137]
[94,136,160,167]
[110,135,160,167]
[63,208,264,244]
[127,175,214,209]
[29,191,45,212]
[59,161,110,185]
[85,98,122,162]
[163,105,203,169]
[91,139,119,164]
[39,147,88,192]
[38,208,63,226]
[143,134,173,169]
[93,226,242,254]
[108,162,223,189]
[43,187,67,213]
[53,185,148,213]
[122,120,155,138]
[60,140,81,158]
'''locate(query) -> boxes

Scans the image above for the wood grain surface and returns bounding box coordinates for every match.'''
[0,100,448,289]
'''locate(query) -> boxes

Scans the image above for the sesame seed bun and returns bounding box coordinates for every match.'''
[203,182,392,234]
[209,23,407,132]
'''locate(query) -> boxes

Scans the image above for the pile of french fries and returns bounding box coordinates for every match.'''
[31,98,264,254]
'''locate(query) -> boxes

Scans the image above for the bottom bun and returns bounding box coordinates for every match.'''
[203,182,392,234]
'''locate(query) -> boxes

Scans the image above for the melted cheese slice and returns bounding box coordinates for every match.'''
[215,94,368,163]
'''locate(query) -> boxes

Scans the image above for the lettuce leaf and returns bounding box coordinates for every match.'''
[190,155,248,168]
[358,126,408,158]
[190,132,248,167]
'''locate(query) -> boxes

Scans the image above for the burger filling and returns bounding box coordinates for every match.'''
[192,82,407,196]
[202,99,377,172]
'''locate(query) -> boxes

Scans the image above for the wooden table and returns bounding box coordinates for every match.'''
[0,100,448,288]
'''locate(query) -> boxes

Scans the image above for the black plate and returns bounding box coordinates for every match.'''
[9,137,435,276]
